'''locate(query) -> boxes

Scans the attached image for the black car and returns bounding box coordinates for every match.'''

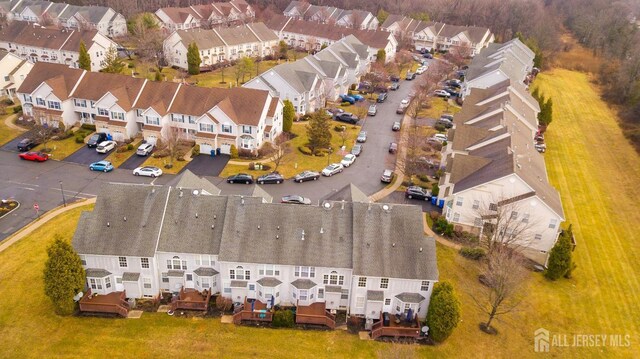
[443,87,460,97]
[351,144,362,156]
[227,173,254,184]
[17,138,38,151]
[406,72,416,80]
[423,53,433,59]
[87,132,108,148]
[446,80,461,88]
[377,93,388,103]
[336,113,359,124]
[436,119,454,129]
[257,172,284,184]
[293,170,320,183]
[281,195,312,205]
[389,82,400,91]
[440,114,454,122]
[389,75,400,82]
[405,186,432,201]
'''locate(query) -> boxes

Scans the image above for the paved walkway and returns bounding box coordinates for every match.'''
[3,114,25,132]
[0,197,96,253]
[422,212,461,250]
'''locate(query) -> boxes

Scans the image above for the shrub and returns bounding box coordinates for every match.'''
[215,295,233,312]
[116,144,128,153]
[13,105,22,114]
[127,63,135,68]
[192,144,200,156]
[297,146,313,156]
[238,148,254,159]
[258,142,275,158]
[431,183,440,196]
[417,174,430,182]
[3,98,15,105]
[43,237,85,316]
[248,162,255,170]
[272,309,295,328]
[75,134,84,144]
[459,247,486,260]
[434,124,446,132]
[261,164,271,171]
[127,144,134,151]
[545,225,575,280]
[429,211,441,221]
[340,102,350,107]
[80,123,96,131]
[426,281,460,342]
[434,217,453,237]
[230,144,238,159]
[333,125,345,132]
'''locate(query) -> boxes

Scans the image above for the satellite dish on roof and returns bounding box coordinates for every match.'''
[192,190,199,196]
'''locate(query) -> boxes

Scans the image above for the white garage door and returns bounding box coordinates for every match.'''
[200,143,212,154]
[220,144,231,155]
[146,135,157,145]
[112,130,125,142]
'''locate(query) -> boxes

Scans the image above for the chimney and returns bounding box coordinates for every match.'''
[195,212,199,218]
[123,216,127,222]
[107,222,110,227]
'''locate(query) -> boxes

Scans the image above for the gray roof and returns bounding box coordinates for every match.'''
[321,183,370,203]
[256,277,282,287]
[167,270,184,277]
[325,285,342,293]
[351,203,439,280]
[72,184,170,257]
[175,29,225,50]
[194,267,218,276]
[219,184,272,203]
[291,278,317,289]
[395,292,426,303]
[168,169,221,195]
[122,272,140,281]
[230,280,247,287]
[466,40,533,83]
[85,268,111,278]
[367,290,384,301]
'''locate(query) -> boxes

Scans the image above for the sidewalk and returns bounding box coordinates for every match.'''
[422,213,461,250]
[4,114,25,132]
[0,198,96,254]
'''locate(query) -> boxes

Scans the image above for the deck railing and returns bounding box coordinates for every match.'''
[296,309,336,329]
[232,304,273,324]
[78,289,130,317]
[370,313,422,340]
[172,288,211,311]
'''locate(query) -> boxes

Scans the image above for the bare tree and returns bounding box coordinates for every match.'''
[130,13,165,69]
[270,133,292,171]
[34,122,58,153]
[444,43,473,68]
[160,125,185,168]
[395,50,414,78]
[476,198,539,256]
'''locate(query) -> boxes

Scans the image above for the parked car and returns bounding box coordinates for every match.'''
[357,131,367,143]
[396,104,408,114]
[368,104,377,116]
[257,172,284,184]
[446,79,461,87]
[227,173,254,184]
[389,74,400,82]
[392,121,401,131]
[377,93,388,103]
[96,140,117,154]
[416,66,427,75]
[340,154,356,167]
[351,144,363,156]
[406,72,416,80]
[405,186,432,200]
[17,138,38,151]
[133,166,163,177]
[440,114,454,122]
[434,89,451,98]
[389,142,398,153]
[322,163,344,176]
[281,195,312,205]
[412,55,421,62]
[423,52,433,59]
[339,94,355,104]
[136,142,154,156]
[293,170,320,183]
[389,82,400,91]
[443,87,460,97]
[433,133,448,142]
[535,143,547,153]
[436,119,454,129]
[336,113,359,124]
[89,160,114,172]
[352,94,365,102]
[381,169,394,183]
[18,151,48,162]
[87,132,108,148]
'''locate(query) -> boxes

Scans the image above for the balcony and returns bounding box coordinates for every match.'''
[296,302,336,329]
[232,298,273,324]
[170,288,211,311]
[370,312,422,340]
[78,289,130,317]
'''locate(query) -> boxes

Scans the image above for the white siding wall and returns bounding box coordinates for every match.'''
[350,276,434,319]
[81,254,160,298]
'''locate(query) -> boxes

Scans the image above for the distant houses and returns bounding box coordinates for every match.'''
[0,0,127,37]
[155,0,255,31]
[163,22,279,70]
[0,48,33,99]
[0,21,119,71]
[283,1,378,30]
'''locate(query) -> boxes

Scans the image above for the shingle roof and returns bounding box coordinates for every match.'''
[166,169,221,195]
[85,268,111,277]
[325,285,341,293]
[72,71,145,110]
[16,62,83,100]
[256,277,282,287]
[174,28,225,49]
[291,278,317,289]
[395,292,425,303]
[230,280,247,287]
[321,183,370,203]
[168,270,184,277]
[194,267,218,276]
[122,272,140,281]
[367,290,384,301]
[0,21,102,53]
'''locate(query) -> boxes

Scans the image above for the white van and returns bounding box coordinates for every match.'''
[434,133,448,143]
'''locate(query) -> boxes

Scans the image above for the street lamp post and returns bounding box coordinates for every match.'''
[59,180,66,207]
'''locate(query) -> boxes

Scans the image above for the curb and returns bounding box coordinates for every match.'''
[0,200,20,220]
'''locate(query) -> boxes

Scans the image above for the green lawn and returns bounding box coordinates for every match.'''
[141,155,190,175]
[104,140,143,168]
[419,97,461,119]
[33,136,84,160]
[0,112,24,146]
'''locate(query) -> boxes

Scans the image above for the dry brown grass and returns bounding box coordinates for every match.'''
[551,34,603,74]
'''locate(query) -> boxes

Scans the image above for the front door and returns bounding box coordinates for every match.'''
[115,276,124,291]
[185,273,195,289]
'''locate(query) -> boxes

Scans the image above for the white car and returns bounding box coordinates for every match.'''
[95,140,117,154]
[416,66,427,75]
[434,89,451,98]
[433,133,448,143]
[341,154,356,167]
[136,142,154,156]
[133,166,163,178]
[322,163,344,176]
[401,98,410,106]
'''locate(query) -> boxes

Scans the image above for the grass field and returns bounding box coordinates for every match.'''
[0,112,23,146]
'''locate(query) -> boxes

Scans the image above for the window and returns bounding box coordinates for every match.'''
[456,197,464,206]
[534,234,542,241]
[97,107,109,116]
[145,116,160,125]
[74,99,87,107]
[242,126,252,134]
[162,273,169,283]
[201,277,210,289]
[136,109,143,117]
[318,288,324,299]
[188,116,195,124]
[36,97,45,106]
[472,200,480,209]
[4,75,9,81]
[167,256,185,270]
[323,271,343,285]
[141,258,149,269]
[200,123,214,132]
[248,284,255,291]
[105,277,111,289]
[143,277,152,289]
[186,274,193,281]
[549,219,558,229]
[79,255,86,266]
[356,296,365,308]
[341,289,349,300]
[295,266,315,278]
[299,289,308,301]
[224,287,231,293]
[47,101,61,110]
[116,277,122,284]
[230,266,250,280]
[522,213,530,223]
[358,277,367,287]
[118,257,127,268]
[259,265,280,276]
[489,203,498,211]
[380,278,389,289]
[89,278,102,290]
[171,114,185,123]
[510,211,518,220]
[24,95,32,103]
[474,217,483,227]
[421,281,429,291]
[221,124,232,133]
[384,298,391,306]
[452,212,460,222]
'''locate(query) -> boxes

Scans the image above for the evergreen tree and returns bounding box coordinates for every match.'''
[545,225,574,280]
[320,43,328,50]
[306,111,332,154]
[78,41,91,71]
[376,9,389,23]
[43,237,86,315]
[240,56,254,82]
[154,70,162,81]
[543,98,553,126]
[187,42,201,75]
[426,281,461,342]
[278,40,288,60]
[101,46,125,74]
[376,49,386,64]
[282,100,295,133]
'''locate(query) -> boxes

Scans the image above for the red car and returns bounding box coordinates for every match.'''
[18,151,49,162]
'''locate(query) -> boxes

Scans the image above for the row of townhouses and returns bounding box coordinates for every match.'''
[155,0,255,31]
[438,39,564,265]
[71,175,438,324]
[0,21,118,71]
[16,62,283,154]
[0,0,127,37]
[163,22,279,70]
[283,1,378,30]
[0,48,33,98]
[243,35,371,115]
[380,15,494,55]
[265,14,397,63]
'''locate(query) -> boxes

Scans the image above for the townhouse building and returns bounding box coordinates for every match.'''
[0,48,33,98]
[0,21,118,71]
[72,177,438,325]
[243,35,370,115]
[0,0,127,37]
[265,14,397,63]
[16,62,283,154]
[163,22,279,70]
[155,0,255,31]
[283,1,378,30]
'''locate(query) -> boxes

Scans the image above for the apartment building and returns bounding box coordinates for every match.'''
[155,0,255,31]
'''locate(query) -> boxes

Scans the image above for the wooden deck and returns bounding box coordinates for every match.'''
[370,313,422,340]
[79,289,130,317]
[171,288,211,311]
[296,302,336,329]
[232,298,272,324]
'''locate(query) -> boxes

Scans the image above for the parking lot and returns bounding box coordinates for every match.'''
[63,146,109,165]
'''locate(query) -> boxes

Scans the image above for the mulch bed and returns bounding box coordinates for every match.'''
[0,200,19,219]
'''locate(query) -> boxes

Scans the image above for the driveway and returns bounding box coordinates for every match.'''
[1,130,35,153]
[119,153,148,170]
[63,146,109,165]
[183,154,230,177]
[385,190,441,213]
